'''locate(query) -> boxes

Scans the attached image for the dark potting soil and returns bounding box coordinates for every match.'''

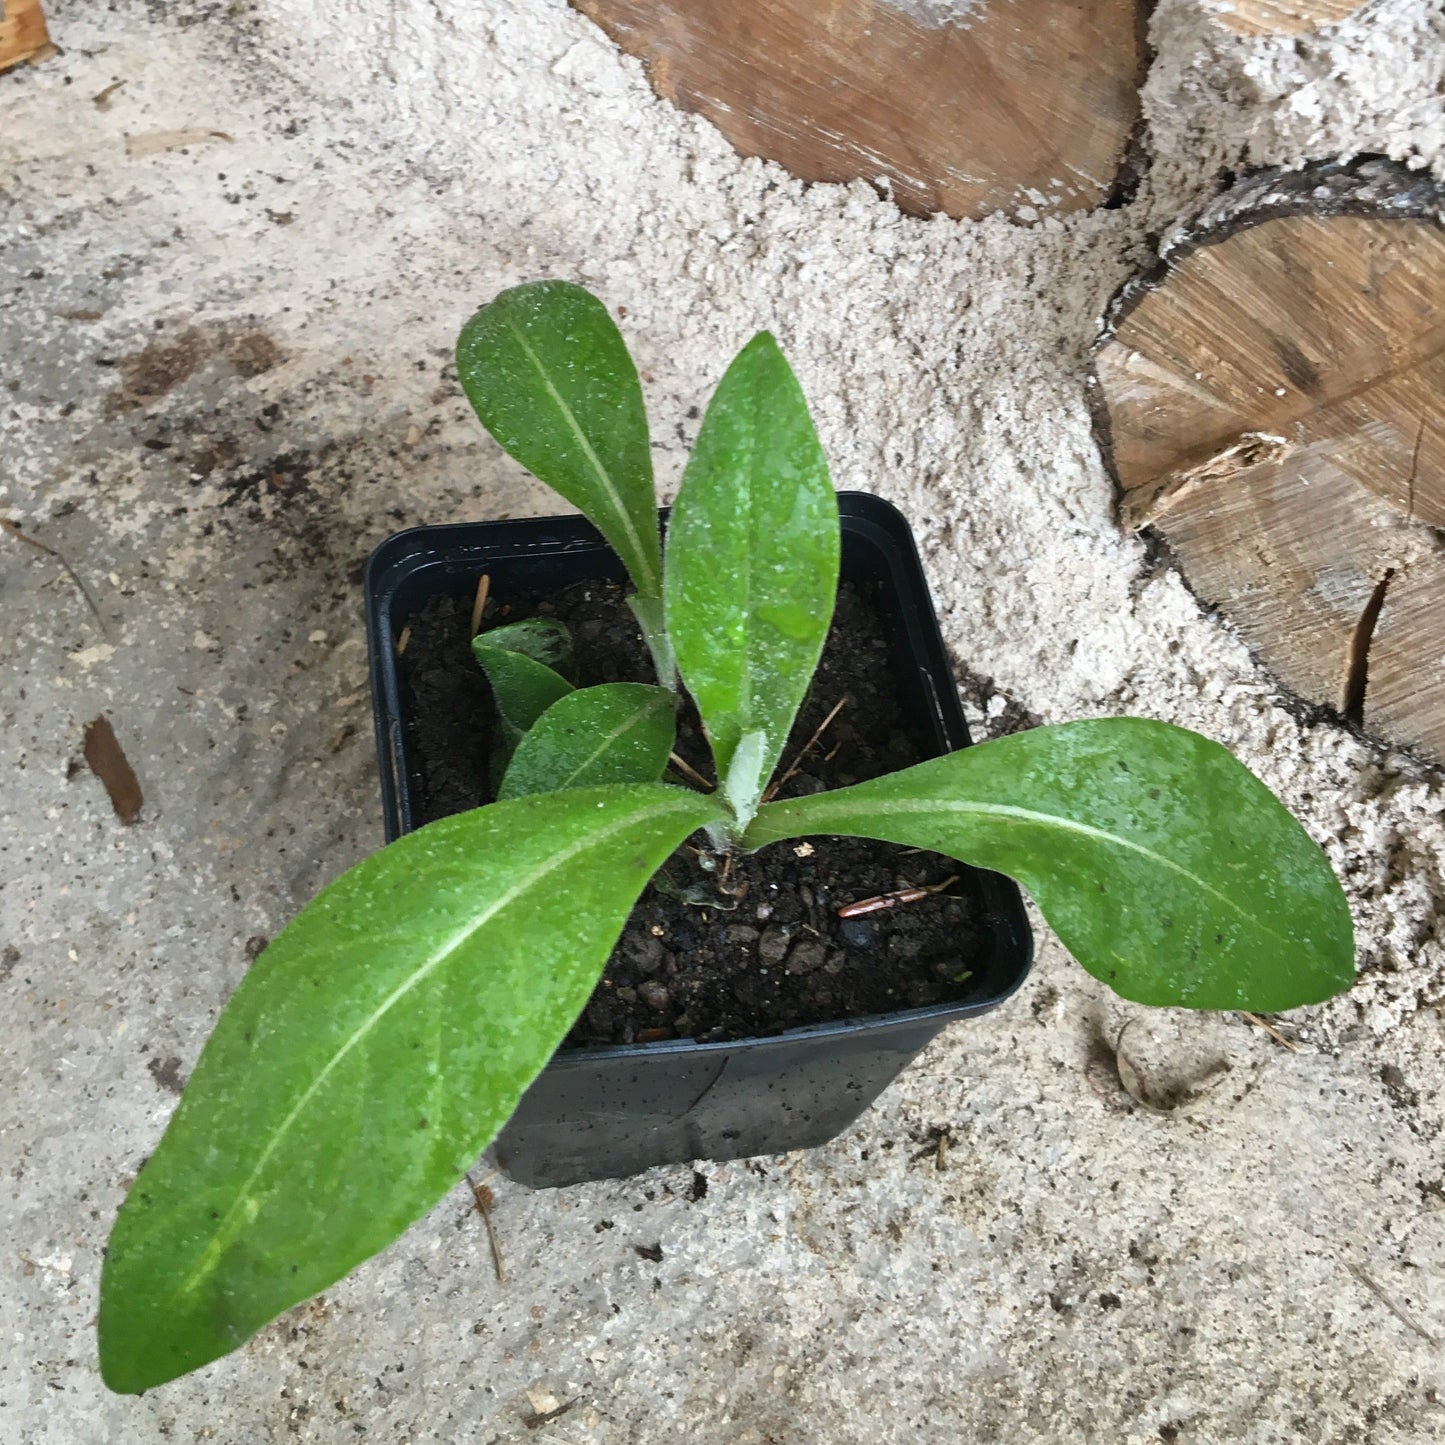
[400,577,986,1047]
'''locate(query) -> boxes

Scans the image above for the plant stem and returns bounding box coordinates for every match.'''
[626,594,677,692]
[703,816,740,854]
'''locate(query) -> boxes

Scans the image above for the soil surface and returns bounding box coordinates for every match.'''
[401,577,987,1045]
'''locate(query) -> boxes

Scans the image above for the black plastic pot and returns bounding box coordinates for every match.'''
[365,493,1033,1188]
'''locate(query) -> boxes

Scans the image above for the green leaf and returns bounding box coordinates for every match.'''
[472,618,575,734]
[498,683,677,800]
[663,332,838,830]
[745,719,1354,1012]
[456,282,663,600]
[477,616,573,673]
[99,784,723,1393]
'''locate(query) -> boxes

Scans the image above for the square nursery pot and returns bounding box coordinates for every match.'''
[365,493,1033,1188]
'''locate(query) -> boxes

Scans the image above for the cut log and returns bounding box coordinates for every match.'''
[1208,0,1365,37]
[571,0,1144,220]
[0,0,50,73]
[1089,159,1445,761]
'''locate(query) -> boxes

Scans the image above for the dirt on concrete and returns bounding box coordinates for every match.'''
[2,1,1443,1441]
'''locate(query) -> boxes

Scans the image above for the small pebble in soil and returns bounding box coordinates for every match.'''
[758,927,791,968]
[621,934,665,975]
[638,979,671,1012]
[785,940,828,975]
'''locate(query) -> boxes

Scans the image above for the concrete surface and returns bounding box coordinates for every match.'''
[3,2,1444,1441]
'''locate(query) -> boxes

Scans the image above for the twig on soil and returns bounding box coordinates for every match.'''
[1,517,110,638]
[838,874,959,919]
[1346,1262,1441,1345]
[465,1172,507,1284]
[668,751,714,792]
[762,696,847,803]
[909,1125,952,1166]
[396,625,411,656]
[1239,1011,1301,1051]
[522,1397,579,1431]
[92,79,128,109]
[470,573,491,637]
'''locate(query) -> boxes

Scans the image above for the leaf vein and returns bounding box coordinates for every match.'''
[503,319,658,597]
[775,796,1304,948]
[176,795,695,1299]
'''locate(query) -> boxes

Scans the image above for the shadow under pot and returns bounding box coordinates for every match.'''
[364,491,1033,1188]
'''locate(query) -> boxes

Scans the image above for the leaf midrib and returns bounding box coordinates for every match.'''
[736,371,757,753]
[756,795,1310,950]
[504,319,659,598]
[532,695,665,794]
[172,794,694,1302]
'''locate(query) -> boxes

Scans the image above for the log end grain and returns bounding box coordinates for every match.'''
[572,0,1144,221]
[1091,159,1445,762]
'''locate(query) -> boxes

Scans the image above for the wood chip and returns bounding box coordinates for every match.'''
[124,129,234,158]
[83,716,143,825]
[470,573,491,637]
[1209,0,1364,37]
[93,79,128,110]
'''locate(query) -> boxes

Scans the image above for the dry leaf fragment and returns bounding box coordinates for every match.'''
[466,1172,507,1283]
[83,716,143,824]
[124,129,233,158]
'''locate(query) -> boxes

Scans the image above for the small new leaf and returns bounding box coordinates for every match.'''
[478,617,571,673]
[472,618,575,735]
[99,785,723,1394]
[498,683,677,800]
[746,719,1354,1011]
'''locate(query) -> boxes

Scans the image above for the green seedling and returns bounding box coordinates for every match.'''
[98,281,1355,1392]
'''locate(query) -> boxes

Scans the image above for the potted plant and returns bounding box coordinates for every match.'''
[97,283,1355,1394]
[366,493,1035,1191]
